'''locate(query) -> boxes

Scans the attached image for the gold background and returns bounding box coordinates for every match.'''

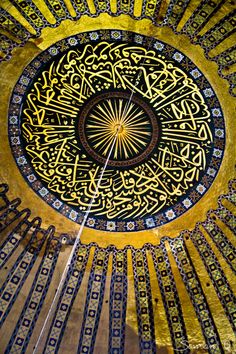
[0,1,235,352]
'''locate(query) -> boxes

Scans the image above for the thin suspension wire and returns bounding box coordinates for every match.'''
[33,129,120,353]
[33,34,156,353]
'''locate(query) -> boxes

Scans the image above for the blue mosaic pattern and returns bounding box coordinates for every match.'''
[203,217,236,273]
[182,0,225,38]
[0,212,32,270]
[190,226,236,331]
[78,248,109,353]
[224,179,236,206]
[169,237,224,354]
[0,198,27,233]
[213,45,236,71]
[45,0,72,21]
[69,0,90,18]
[0,9,31,42]
[141,0,162,22]
[0,0,234,95]
[43,244,90,353]
[164,0,191,29]
[108,250,128,354]
[93,0,111,14]
[215,205,236,235]
[0,223,49,327]
[0,180,235,352]
[5,235,61,353]
[9,0,49,34]
[117,0,134,16]
[150,242,189,352]
[132,248,156,353]
[0,34,18,61]
[197,10,236,54]
[219,179,236,206]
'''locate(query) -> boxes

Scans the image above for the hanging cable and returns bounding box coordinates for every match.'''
[33,125,121,353]
[33,33,156,352]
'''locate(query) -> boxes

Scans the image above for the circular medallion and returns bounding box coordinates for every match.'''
[9,30,225,232]
[78,91,159,167]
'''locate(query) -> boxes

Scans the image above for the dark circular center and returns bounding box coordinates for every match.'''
[78,91,159,167]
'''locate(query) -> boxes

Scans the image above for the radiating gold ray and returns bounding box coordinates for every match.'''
[84,95,154,160]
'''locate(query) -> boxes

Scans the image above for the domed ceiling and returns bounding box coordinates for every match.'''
[0,0,235,353]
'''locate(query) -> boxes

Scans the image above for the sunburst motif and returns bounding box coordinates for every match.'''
[85,96,153,161]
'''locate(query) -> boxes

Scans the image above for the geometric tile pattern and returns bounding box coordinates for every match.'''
[0,198,24,233]
[78,248,109,353]
[0,34,18,61]
[215,205,236,234]
[43,245,90,353]
[164,0,191,29]
[117,0,134,16]
[10,0,48,33]
[94,0,110,14]
[0,180,235,351]
[108,250,128,354]
[197,10,236,56]
[203,218,236,273]
[0,9,31,41]
[190,227,236,331]
[141,0,161,21]
[227,180,236,206]
[150,242,189,352]
[0,223,49,327]
[213,45,236,69]
[70,0,90,18]
[5,236,61,353]
[132,249,156,353]
[169,237,224,354]
[183,0,225,38]
[44,0,71,21]
[0,213,31,270]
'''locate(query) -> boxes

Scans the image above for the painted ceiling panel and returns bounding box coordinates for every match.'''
[0,0,235,353]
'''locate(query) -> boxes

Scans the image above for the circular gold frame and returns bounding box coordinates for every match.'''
[0,14,235,248]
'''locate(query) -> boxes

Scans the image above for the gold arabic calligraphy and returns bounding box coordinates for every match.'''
[21,41,213,220]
